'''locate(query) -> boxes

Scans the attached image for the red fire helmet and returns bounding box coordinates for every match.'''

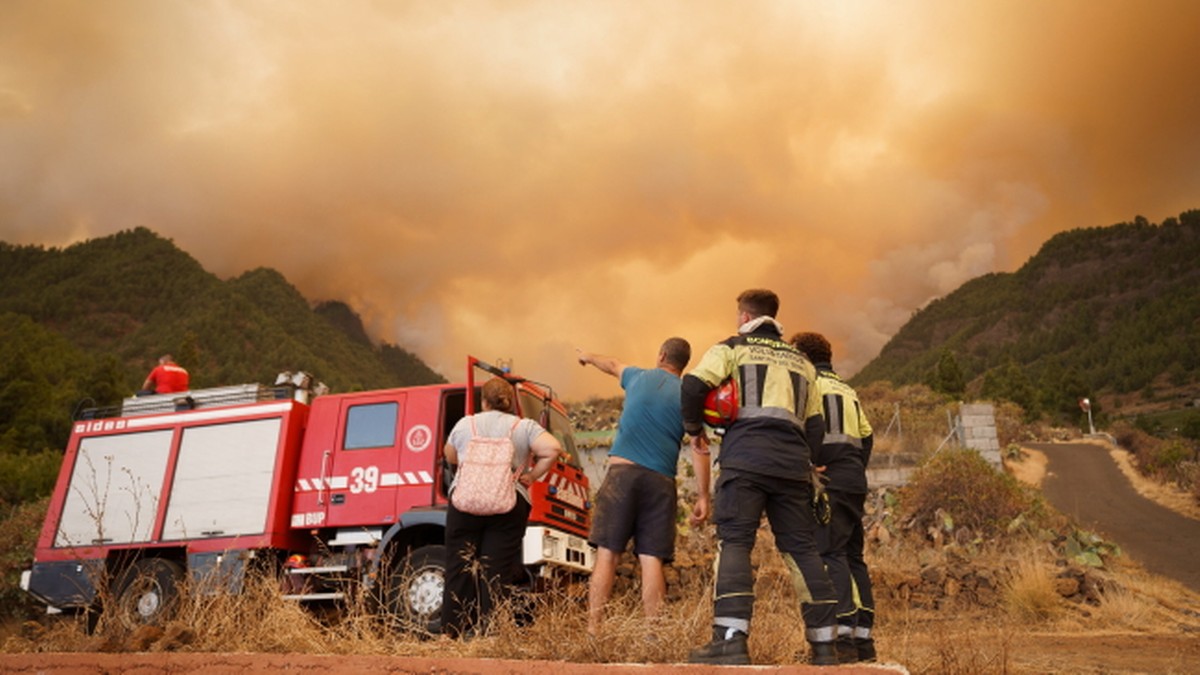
[703,378,739,428]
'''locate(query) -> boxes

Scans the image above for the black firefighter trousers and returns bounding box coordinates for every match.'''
[712,468,838,644]
[816,489,876,638]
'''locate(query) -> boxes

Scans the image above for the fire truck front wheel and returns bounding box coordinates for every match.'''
[112,558,184,628]
[384,544,445,635]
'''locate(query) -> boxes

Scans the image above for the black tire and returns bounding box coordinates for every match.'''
[383,544,445,634]
[112,558,184,628]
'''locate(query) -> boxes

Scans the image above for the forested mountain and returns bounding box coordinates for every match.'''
[852,211,1200,422]
[0,227,444,467]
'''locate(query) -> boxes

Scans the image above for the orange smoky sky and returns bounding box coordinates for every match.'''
[2,1,1199,400]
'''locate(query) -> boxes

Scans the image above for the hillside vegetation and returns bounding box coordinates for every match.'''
[853,211,1200,426]
[0,227,444,464]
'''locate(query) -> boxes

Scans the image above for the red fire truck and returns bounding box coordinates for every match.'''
[21,358,593,631]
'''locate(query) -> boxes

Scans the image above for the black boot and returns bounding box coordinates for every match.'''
[835,636,859,663]
[689,631,750,665]
[857,637,877,662]
[809,641,838,666]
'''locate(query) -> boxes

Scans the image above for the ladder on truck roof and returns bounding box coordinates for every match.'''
[75,371,322,419]
[119,383,278,417]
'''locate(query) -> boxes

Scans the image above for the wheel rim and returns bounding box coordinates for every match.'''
[116,561,180,627]
[135,586,162,619]
[407,568,444,617]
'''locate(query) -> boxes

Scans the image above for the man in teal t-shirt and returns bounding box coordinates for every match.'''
[577,338,710,637]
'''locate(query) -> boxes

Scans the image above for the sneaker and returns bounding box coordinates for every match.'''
[857,637,877,662]
[688,634,751,665]
[809,641,838,666]
[835,636,859,663]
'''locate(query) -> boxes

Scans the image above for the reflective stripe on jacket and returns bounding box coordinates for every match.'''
[812,365,873,493]
[682,325,824,481]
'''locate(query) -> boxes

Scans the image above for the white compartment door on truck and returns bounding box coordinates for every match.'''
[161,417,283,539]
[55,429,174,547]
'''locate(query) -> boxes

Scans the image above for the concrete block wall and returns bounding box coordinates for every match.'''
[960,402,1001,467]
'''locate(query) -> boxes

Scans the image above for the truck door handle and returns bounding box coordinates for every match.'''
[318,449,331,506]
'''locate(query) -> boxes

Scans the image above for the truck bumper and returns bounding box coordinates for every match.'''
[522,525,594,574]
[23,561,98,610]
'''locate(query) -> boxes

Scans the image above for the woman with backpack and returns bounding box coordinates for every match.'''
[440,377,562,638]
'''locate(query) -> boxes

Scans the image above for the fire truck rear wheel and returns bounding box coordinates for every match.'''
[385,544,445,634]
[113,558,184,628]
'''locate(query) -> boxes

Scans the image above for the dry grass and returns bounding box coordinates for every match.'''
[0,529,830,664]
[1082,560,1198,632]
[1003,553,1063,624]
[1006,446,1048,488]
[883,610,1015,675]
[7,517,1200,673]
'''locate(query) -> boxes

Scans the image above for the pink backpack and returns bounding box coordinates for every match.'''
[450,418,521,515]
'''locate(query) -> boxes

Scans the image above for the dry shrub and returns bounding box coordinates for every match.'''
[1185,461,1200,504]
[901,447,1039,539]
[1091,583,1154,629]
[1003,555,1062,623]
[1110,420,1167,477]
[869,433,905,457]
[1110,419,1153,450]
[0,498,49,621]
[991,400,1028,448]
[175,569,334,653]
[2,616,89,653]
[857,382,959,456]
[1109,420,1200,494]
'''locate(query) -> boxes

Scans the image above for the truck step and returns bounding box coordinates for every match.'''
[287,565,349,575]
[281,592,346,602]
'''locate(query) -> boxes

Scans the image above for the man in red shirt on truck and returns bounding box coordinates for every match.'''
[140,354,190,394]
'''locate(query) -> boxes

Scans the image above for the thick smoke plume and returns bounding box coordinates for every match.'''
[3,1,1199,397]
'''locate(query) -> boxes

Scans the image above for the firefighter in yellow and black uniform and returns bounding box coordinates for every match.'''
[681,289,839,667]
[792,331,876,664]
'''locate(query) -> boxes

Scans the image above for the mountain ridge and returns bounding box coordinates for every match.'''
[0,227,444,422]
[852,210,1200,422]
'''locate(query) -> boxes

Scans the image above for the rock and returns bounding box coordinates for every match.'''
[920,565,946,586]
[945,578,961,597]
[1053,576,1080,597]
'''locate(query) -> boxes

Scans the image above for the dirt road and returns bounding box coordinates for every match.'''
[1026,441,1200,593]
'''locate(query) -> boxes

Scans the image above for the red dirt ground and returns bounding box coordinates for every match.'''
[0,652,895,674]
